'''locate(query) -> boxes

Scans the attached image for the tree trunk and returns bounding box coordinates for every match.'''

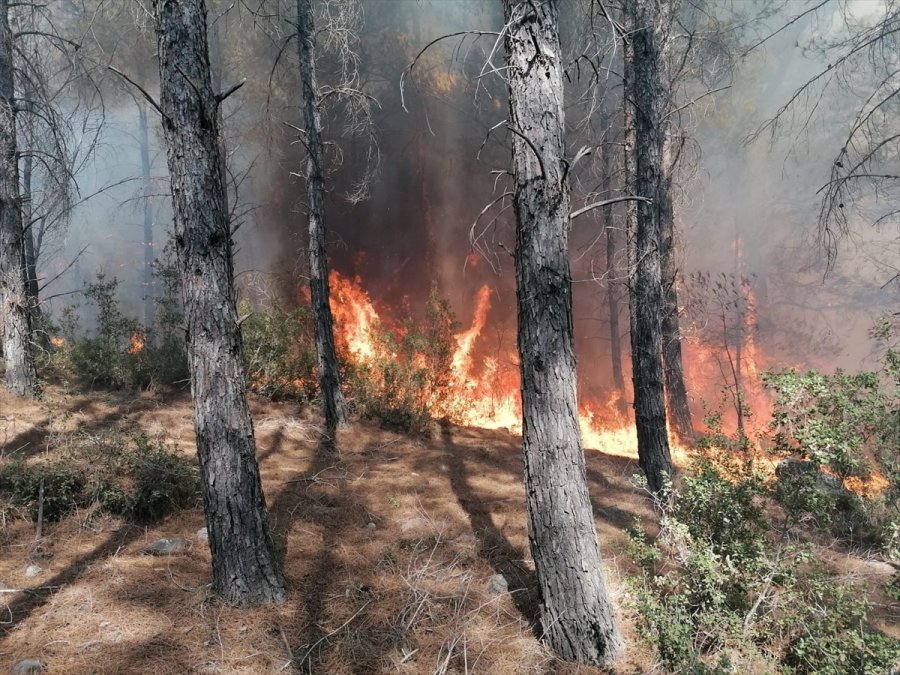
[503,0,621,665]
[297,0,347,432]
[22,129,40,323]
[601,138,627,418]
[139,104,154,331]
[659,131,693,441]
[153,0,286,606]
[0,0,36,397]
[623,0,674,495]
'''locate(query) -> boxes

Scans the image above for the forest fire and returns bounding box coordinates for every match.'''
[326,270,696,462]
[127,333,146,355]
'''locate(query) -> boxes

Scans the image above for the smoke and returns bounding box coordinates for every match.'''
[42,0,898,391]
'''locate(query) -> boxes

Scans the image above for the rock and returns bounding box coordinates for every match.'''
[487,574,509,596]
[23,565,42,579]
[365,522,377,531]
[196,527,208,542]
[147,538,189,556]
[11,659,44,674]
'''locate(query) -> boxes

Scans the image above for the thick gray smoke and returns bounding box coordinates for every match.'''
[46,0,898,389]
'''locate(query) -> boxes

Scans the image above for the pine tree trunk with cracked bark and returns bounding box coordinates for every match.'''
[153,0,286,606]
[0,0,36,397]
[623,0,674,494]
[660,130,694,442]
[503,0,621,665]
[297,0,347,432]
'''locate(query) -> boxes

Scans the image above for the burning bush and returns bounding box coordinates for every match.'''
[39,272,188,390]
[345,289,460,434]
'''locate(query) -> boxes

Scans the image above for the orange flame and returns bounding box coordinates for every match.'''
[128,333,146,355]
[49,336,65,348]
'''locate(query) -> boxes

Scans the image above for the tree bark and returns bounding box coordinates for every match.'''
[21,125,40,323]
[659,131,694,441]
[623,0,674,494]
[153,0,286,606]
[297,0,347,432]
[601,138,627,418]
[503,0,621,665]
[0,0,36,397]
[139,103,154,331]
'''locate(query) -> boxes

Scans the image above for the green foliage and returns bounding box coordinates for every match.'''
[41,271,188,390]
[783,578,900,674]
[240,300,318,401]
[0,433,198,524]
[0,459,85,521]
[348,290,459,434]
[626,447,900,674]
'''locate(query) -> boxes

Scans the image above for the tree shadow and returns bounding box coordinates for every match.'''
[439,421,540,629]
[0,524,144,638]
[266,433,360,673]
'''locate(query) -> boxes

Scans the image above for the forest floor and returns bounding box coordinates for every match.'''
[0,386,897,674]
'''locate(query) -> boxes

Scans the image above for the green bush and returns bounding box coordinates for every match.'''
[626,445,900,674]
[0,433,198,524]
[240,301,318,401]
[0,459,86,521]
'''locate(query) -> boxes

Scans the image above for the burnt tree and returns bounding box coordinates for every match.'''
[623,0,674,494]
[296,0,347,431]
[503,0,622,665]
[153,0,286,605]
[659,130,694,441]
[0,0,36,397]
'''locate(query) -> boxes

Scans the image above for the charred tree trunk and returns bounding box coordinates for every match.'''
[22,132,40,323]
[601,139,627,418]
[153,0,286,606]
[297,0,347,432]
[139,104,154,331]
[0,0,36,397]
[659,132,693,441]
[623,0,674,495]
[503,0,621,664]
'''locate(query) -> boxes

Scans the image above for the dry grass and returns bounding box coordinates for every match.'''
[2,385,895,673]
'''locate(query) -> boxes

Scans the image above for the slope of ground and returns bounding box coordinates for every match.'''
[0,386,896,674]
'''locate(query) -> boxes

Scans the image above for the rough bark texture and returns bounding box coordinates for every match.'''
[623,0,674,494]
[659,131,694,441]
[22,132,40,324]
[139,104,154,331]
[0,0,36,397]
[503,0,621,665]
[601,139,627,418]
[153,0,286,606]
[297,0,347,432]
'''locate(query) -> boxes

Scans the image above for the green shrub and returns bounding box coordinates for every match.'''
[0,459,86,521]
[626,449,900,674]
[124,434,198,523]
[0,433,198,524]
[240,301,318,402]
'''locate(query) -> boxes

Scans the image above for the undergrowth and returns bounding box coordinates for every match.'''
[0,432,198,524]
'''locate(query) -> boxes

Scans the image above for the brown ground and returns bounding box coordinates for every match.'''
[0,386,896,674]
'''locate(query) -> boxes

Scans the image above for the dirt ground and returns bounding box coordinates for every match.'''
[0,386,896,674]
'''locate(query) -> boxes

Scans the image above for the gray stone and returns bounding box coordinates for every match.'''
[487,574,509,596]
[365,522,377,531]
[147,538,189,555]
[11,659,44,674]
[23,565,42,579]
[196,527,208,542]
